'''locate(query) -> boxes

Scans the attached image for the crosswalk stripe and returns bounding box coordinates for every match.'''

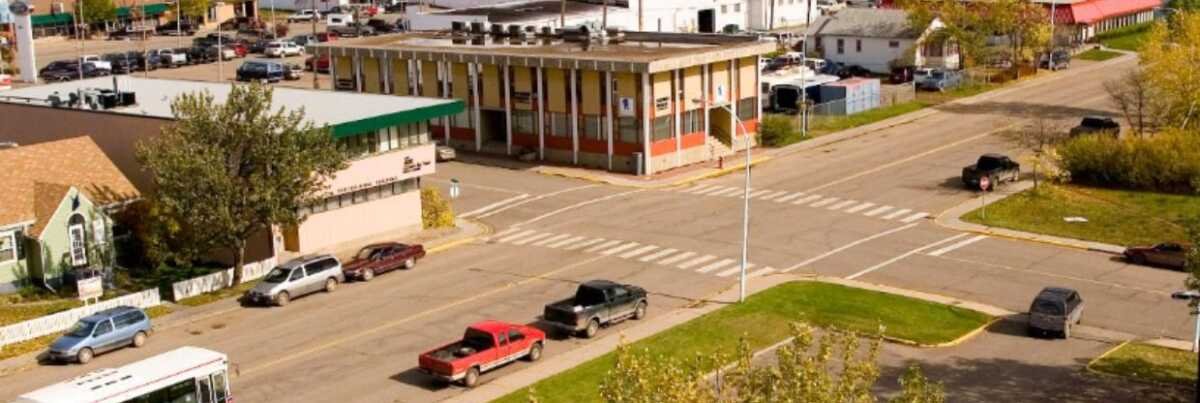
[701,186,739,196]
[547,235,586,249]
[638,248,678,262]
[882,208,912,220]
[585,239,622,252]
[746,189,773,199]
[844,202,876,214]
[863,205,894,217]
[533,234,572,247]
[512,232,553,246]
[678,255,717,269]
[748,267,777,278]
[566,238,604,250]
[683,184,718,194]
[775,192,805,203]
[900,212,930,223]
[601,242,642,256]
[491,227,520,239]
[793,195,822,205]
[657,251,696,265]
[723,188,751,197]
[717,263,755,277]
[809,197,840,208]
[620,245,660,259]
[928,235,988,256]
[497,229,538,243]
[760,191,790,201]
[696,258,737,274]
[827,200,858,211]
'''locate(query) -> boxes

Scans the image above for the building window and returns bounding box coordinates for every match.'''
[453,111,472,128]
[550,113,570,137]
[734,4,740,12]
[721,5,727,14]
[856,39,862,53]
[682,109,703,134]
[583,115,604,140]
[513,110,536,134]
[618,117,639,143]
[737,98,756,121]
[0,230,16,264]
[68,214,87,267]
[652,115,673,141]
[308,178,420,215]
[836,38,844,54]
[889,41,900,48]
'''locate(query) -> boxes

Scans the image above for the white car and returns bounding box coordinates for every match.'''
[80,55,112,72]
[264,41,303,58]
[286,9,321,23]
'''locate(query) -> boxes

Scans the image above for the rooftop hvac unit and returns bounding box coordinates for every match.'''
[491,23,506,36]
[470,21,488,34]
[451,21,467,33]
[506,24,522,37]
[539,26,555,37]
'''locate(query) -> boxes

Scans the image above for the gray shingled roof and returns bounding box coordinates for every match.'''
[810,8,923,39]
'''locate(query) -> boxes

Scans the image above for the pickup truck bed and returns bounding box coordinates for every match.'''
[544,280,648,338]
[418,321,545,387]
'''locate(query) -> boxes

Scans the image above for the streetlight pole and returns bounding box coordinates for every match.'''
[1171,290,1200,403]
[1047,0,1057,71]
[311,0,318,89]
[175,0,181,47]
[801,0,810,135]
[695,98,752,302]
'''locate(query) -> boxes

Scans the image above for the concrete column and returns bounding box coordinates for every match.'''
[408,60,417,95]
[330,54,338,90]
[353,55,363,92]
[537,66,545,160]
[504,64,513,155]
[472,63,482,152]
[441,61,451,143]
[570,68,579,165]
[754,56,761,121]
[382,57,391,94]
[605,70,614,171]
[702,64,709,148]
[673,69,682,168]
[641,71,652,176]
[728,59,737,144]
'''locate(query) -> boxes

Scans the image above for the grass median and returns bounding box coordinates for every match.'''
[1076,49,1123,62]
[963,184,1198,246]
[1098,23,1153,52]
[494,281,991,403]
[1090,342,1197,386]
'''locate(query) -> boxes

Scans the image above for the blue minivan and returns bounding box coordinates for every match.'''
[48,306,152,364]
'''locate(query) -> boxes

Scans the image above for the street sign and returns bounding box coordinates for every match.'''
[618,97,635,117]
[979,176,990,192]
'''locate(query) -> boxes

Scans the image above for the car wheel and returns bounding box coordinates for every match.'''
[77,348,94,364]
[582,318,600,339]
[275,291,291,307]
[633,301,647,320]
[526,342,543,362]
[324,278,338,293]
[132,331,148,348]
[404,258,415,270]
[361,269,375,281]
[1062,324,1071,339]
[463,367,480,387]
[1012,171,1020,182]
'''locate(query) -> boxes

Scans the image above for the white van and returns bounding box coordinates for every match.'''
[326,13,354,27]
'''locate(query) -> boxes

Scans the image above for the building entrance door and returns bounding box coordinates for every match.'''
[698,9,716,33]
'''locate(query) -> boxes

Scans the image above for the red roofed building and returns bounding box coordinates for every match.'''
[1039,0,1162,43]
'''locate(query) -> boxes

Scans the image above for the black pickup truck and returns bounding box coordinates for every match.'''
[962,153,1020,190]
[543,280,648,338]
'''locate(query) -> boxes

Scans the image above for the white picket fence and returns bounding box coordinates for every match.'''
[169,257,277,301]
[0,288,161,348]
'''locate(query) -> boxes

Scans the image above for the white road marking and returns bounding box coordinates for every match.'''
[775,192,806,203]
[425,177,525,194]
[760,191,790,201]
[565,238,604,250]
[705,187,741,196]
[809,197,841,208]
[601,242,642,256]
[845,233,971,280]
[793,195,823,205]
[724,187,751,197]
[547,235,587,249]
[697,186,736,195]
[863,205,894,217]
[717,263,755,277]
[746,189,773,199]
[533,234,572,247]
[459,194,532,218]
[682,184,718,194]
[619,245,660,259]
[900,212,930,223]
[657,251,697,265]
[512,232,553,246]
[477,184,599,219]
[490,227,521,239]
[781,223,920,272]
[585,239,622,252]
[697,258,737,274]
[678,255,718,269]
[497,229,537,243]
[827,200,859,211]
[515,189,646,227]
[882,208,912,220]
[638,248,678,263]
[748,267,777,278]
[844,202,876,214]
[928,235,989,257]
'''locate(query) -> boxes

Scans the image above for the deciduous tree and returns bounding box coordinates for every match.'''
[1141,11,1200,131]
[1104,69,1161,137]
[136,84,346,284]
[1006,116,1067,189]
[78,0,117,25]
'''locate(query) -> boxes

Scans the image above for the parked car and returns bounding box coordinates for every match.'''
[185,46,216,64]
[287,9,322,23]
[1069,116,1120,137]
[961,153,1020,190]
[916,68,963,91]
[366,18,399,33]
[329,22,376,38]
[305,54,331,73]
[248,38,271,54]
[151,48,188,67]
[418,321,545,387]
[47,306,151,364]
[342,242,426,281]
[316,32,339,42]
[543,280,648,338]
[79,55,112,72]
[216,46,238,61]
[117,51,161,71]
[243,254,345,306]
[101,52,137,74]
[284,63,304,80]
[264,41,303,58]
[835,64,872,79]
[39,61,107,81]
[237,60,287,83]
[291,34,318,47]
[1028,287,1084,338]
[156,20,197,36]
[436,144,456,161]
[1124,243,1191,270]
[1039,49,1071,71]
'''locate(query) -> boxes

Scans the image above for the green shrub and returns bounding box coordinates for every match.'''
[421,188,455,229]
[759,114,807,147]
[1058,130,1200,193]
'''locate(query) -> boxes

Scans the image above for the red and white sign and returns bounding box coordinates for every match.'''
[0,74,11,91]
[979,176,991,191]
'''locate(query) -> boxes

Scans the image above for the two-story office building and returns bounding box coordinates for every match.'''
[0,76,462,255]
[310,28,774,175]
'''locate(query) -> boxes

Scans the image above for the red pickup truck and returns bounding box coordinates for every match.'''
[418,321,545,387]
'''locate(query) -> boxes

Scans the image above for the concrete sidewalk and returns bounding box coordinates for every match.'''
[934,180,1127,255]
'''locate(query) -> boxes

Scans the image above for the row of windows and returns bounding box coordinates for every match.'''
[337,122,430,159]
[509,103,754,143]
[298,179,419,216]
[719,3,742,14]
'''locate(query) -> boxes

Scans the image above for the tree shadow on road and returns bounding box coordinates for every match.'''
[933,101,1116,121]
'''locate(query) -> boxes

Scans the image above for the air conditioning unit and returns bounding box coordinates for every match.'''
[469,21,488,34]
[451,21,467,34]
[491,23,506,36]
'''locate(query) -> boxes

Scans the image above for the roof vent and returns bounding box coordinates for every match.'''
[451,21,467,34]
[0,142,17,149]
[469,21,488,34]
[491,23,507,37]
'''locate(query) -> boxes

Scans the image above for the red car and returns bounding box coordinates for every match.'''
[227,42,248,58]
[316,32,338,42]
[305,54,330,73]
[418,321,545,387]
[1124,242,1191,270]
[342,242,425,281]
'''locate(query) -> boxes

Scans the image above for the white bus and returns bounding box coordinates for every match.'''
[15,347,231,403]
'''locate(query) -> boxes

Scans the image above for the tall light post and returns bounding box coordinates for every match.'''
[801,0,811,135]
[175,0,181,47]
[1171,289,1200,403]
[1047,0,1057,71]
[694,97,752,302]
[310,0,318,89]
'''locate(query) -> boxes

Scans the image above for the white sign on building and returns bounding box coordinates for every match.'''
[618,97,635,117]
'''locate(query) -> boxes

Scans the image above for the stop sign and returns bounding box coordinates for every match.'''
[979,176,991,191]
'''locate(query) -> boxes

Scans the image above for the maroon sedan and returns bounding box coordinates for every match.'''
[343,242,426,281]
[1124,243,1191,270]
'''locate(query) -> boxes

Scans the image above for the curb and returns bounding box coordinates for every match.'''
[533,155,774,190]
[1084,341,1195,389]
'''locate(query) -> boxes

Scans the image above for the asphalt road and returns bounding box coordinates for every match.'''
[1,53,1188,402]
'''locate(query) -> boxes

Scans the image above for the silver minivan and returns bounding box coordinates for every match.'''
[244,255,345,307]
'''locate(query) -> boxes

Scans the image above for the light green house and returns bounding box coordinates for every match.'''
[0,136,140,293]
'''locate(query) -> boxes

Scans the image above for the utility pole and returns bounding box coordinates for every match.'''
[175,0,181,47]
[1047,0,1057,71]
[800,0,811,135]
[76,0,84,81]
[602,0,607,30]
[637,0,642,31]
[311,0,318,89]
[141,0,149,77]
[560,0,565,28]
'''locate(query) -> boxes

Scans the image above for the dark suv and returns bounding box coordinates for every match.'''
[1028,287,1084,339]
[1069,116,1120,137]
[237,60,286,83]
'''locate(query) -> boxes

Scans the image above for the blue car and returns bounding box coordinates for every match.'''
[48,306,151,364]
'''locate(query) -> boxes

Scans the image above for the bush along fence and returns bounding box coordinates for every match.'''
[170,257,277,301]
[0,289,161,348]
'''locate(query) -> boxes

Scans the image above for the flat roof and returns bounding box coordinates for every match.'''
[442,1,608,23]
[0,76,464,138]
[311,31,776,74]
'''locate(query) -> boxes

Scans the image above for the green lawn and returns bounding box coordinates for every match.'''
[1076,49,1123,62]
[1090,342,1197,386]
[809,101,929,137]
[494,281,991,403]
[1097,23,1154,52]
[963,184,1199,247]
[0,300,83,327]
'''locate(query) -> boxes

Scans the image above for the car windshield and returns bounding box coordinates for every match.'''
[267,43,282,48]
[263,267,291,283]
[356,247,384,260]
[242,63,268,72]
[1032,299,1064,315]
[67,320,97,337]
[462,328,495,351]
[931,71,945,79]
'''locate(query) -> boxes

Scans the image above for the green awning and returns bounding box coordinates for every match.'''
[330,100,466,139]
[117,3,170,18]
[31,13,73,27]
